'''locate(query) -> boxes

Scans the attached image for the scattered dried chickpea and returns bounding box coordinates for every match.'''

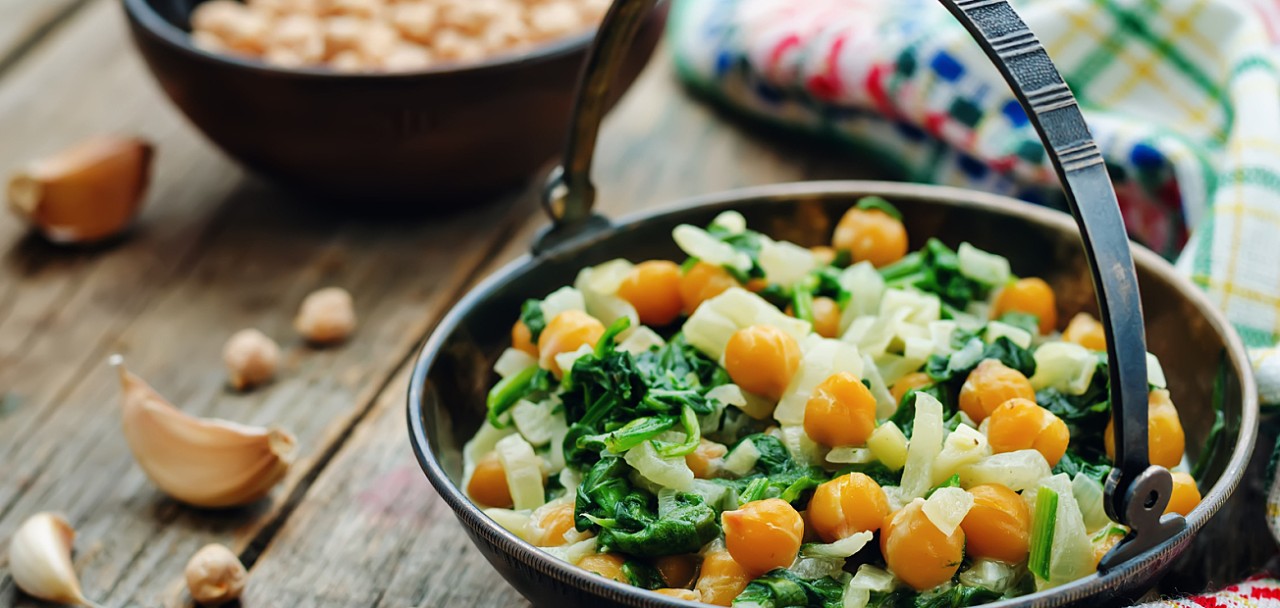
[185,543,247,606]
[807,472,889,543]
[1063,312,1107,351]
[1165,471,1201,516]
[511,320,538,356]
[723,325,801,401]
[882,499,965,591]
[695,548,751,606]
[890,371,932,406]
[960,484,1031,563]
[655,554,698,589]
[578,552,627,583]
[958,359,1036,423]
[722,498,805,576]
[832,206,908,267]
[222,328,281,390]
[466,451,512,508]
[803,372,877,447]
[295,286,357,344]
[986,398,1070,467]
[537,310,605,379]
[1105,389,1185,469]
[618,260,684,327]
[679,262,739,315]
[992,277,1058,334]
[685,438,728,479]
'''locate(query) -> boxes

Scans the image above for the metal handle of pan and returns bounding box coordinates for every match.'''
[540,0,1185,569]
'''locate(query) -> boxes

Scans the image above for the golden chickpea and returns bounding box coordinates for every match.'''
[960,484,1031,564]
[1165,471,1201,516]
[1063,312,1107,351]
[466,451,512,508]
[1105,389,1185,469]
[537,310,606,379]
[1091,530,1124,567]
[986,398,1070,467]
[807,297,843,339]
[222,328,280,391]
[578,553,627,583]
[807,473,889,543]
[724,325,802,401]
[992,277,1058,335]
[811,246,838,266]
[294,286,357,344]
[744,277,770,293]
[655,589,700,601]
[882,499,965,591]
[655,554,698,589]
[958,359,1036,423]
[618,260,684,327]
[679,262,739,315]
[890,372,933,406]
[803,372,877,447]
[832,207,908,268]
[531,502,576,547]
[695,548,751,606]
[722,498,805,576]
[511,320,538,356]
[685,438,728,479]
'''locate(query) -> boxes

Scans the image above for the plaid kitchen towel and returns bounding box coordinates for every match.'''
[667,0,1280,391]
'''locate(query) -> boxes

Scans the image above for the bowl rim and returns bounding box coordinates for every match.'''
[120,0,602,80]
[407,180,1259,608]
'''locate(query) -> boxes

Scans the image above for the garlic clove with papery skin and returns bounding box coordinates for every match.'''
[7,512,102,607]
[111,355,297,508]
[7,136,153,244]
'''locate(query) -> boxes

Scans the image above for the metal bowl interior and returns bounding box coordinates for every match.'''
[408,181,1258,608]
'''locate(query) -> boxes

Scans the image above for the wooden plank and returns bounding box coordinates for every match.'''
[0,1,524,605]
[0,0,88,75]
[240,59,879,607]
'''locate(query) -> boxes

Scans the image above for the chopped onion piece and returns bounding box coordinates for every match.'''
[495,433,545,511]
[673,224,752,273]
[484,508,533,542]
[463,421,516,479]
[618,325,665,354]
[711,210,747,235]
[922,487,974,537]
[778,425,827,467]
[958,450,1052,492]
[880,288,942,326]
[867,422,909,471]
[1147,352,1167,389]
[1025,474,1093,587]
[625,440,695,492]
[929,320,958,355]
[900,392,945,497]
[984,320,1033,349]
[540,286,586,322]
[759,237,818,288]
[775,337,863,425]
[1029,341,1098,395]
[802,530,874,559]
[1071,472,1110,533]
[511,399,564,447]
[575,259,634,296]
[683,287,810,360]
[933,424,992,485]
[861,354,898,420]
[839,262,886,325]
[544,537,599,565]
[844,564,897,608]
[960,559,1018,594]
[826,447,875,464]
[723,438,761,477]
[494,348,537,379]
[958,242,1012,286]
[554,344,594,379]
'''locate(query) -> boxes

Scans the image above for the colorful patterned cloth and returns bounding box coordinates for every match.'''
[1136,577,1280,608]
[667,0,1280,364]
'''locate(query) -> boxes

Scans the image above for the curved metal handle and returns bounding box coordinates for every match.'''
[544,0,1184,567]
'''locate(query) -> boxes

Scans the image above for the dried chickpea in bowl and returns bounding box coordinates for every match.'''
[458,200,1204,608]
[190,0,612,72]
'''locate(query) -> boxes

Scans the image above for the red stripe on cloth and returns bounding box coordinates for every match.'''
[1190,594,1226,608]
[1249,585,1280,600]
[865,63,896,118]
[768,34,802,72]
[806,33,847,100]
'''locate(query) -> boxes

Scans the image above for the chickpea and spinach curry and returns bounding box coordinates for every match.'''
[462,198,1201,607]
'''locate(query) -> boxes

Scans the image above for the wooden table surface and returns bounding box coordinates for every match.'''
[0,3,881,606]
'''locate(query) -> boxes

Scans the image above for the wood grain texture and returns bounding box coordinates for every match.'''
[239,57,879,608]
[0,0,88,76]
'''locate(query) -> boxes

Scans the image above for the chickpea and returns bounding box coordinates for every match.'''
[832,207,908,268]
[511,320,538,356]
[960,484,1031,563]
[803,372,877,447]
[655,589,700,601]
[222,328,281,390]
[578,552,627,583]
[537,310,605,379]
[811,246,837,266]
[294,286,357,344]
[531,502,576,547]
[724,325,801,401]
[1165,471,1201,516]
[992,277,1058,335]
[792,296,842,339]
[881,499,965,591]
[679,262,738,315]
[807,473,889,543]
[466,451,512,508]
[890,372,933,406]
[1091,529,1124,567]
[694,548,751,606]
[1104,389,1185,469]
[655,554,698,589]
[958,359,1036,423]
[685,438,728,479]
[745,278,770,293]
[722,498,805,576]
[986,398,1070,467]
[1063,312,1107,351]
[618,260,684,327]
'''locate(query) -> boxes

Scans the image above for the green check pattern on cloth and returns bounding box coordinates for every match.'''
[667,0,1280,398]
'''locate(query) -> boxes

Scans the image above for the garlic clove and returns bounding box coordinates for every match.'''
[111,355,297,508]
[184,543,247,606]
[7,136,153,244]
[7,512,101,607]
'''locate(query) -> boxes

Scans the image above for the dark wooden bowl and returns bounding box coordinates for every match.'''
[120,0,668,206]
[407,182,1259,608]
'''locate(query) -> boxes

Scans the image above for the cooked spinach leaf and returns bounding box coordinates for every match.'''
[519,299,547,341]
[879,239,990,309]
[713,435,831,509]
[732,569,845,608]
[574,457,720,557]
